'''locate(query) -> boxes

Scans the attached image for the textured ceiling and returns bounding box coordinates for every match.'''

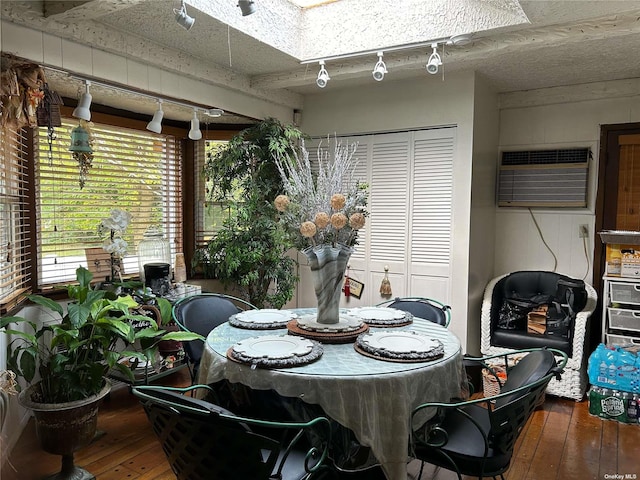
[2,0,640,125]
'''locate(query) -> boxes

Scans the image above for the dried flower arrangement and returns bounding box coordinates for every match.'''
[275,137,368,251]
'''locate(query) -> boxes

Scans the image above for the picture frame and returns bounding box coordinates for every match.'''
[348,278,364,299]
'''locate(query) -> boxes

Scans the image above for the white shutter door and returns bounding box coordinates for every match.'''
[409,128,455,300]
[348,139,369,263]
[369,134,410,265]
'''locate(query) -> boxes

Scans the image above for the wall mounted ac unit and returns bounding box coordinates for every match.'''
[497,148,590,207]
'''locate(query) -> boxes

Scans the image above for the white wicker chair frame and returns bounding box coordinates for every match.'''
[480,274,598,401]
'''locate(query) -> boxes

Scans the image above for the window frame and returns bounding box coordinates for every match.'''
[1,102,245,312]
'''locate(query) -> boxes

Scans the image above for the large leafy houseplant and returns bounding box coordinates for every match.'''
[1,266,200,404]
[198,118,304,309]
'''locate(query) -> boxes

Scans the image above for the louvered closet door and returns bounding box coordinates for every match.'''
[348,128,455,306]
[352,132,411,303]
[408,128,455,302]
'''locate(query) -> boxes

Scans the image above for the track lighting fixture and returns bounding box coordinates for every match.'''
[146,100,164,134]
[174,0,195,31]
[316,61,330,88]
[72,81,92,121]
[188,109,202,140]
[426,43,442,75]
[238,0,256,16]
[372,52,387,81]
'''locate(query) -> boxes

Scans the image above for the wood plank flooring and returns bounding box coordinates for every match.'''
[3,367,639,480]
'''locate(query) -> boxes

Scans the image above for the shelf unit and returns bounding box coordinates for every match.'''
[602,275,640,347]
[108,356,188,386]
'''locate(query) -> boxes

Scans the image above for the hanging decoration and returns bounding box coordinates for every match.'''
[68,120,94,188]
[343,263,351,297]
[380,265,392,296]
[0,54,46,128]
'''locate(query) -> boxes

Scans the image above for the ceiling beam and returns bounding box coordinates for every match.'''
[250,10,640,91]
[2,1,304,109]
[43,0,146,20]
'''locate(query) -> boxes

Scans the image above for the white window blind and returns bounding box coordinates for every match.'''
[0,124,32,311]
[35,118,182,286]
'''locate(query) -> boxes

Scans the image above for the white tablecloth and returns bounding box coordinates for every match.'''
[198,310,464,480]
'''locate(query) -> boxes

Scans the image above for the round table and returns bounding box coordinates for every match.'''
[199,308,464,480]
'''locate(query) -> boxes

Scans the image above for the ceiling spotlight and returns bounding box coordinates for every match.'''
[174,0,195,30]
[188,109,202,140]
[426,43,442,75]
[146,100,164,134]
[372,51,387,81]
[238,0,256,16]
[316,61,330,88]
[72,80,92,121]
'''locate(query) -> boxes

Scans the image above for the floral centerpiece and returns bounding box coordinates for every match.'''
[98,208,131,282]
[275,137,368,324]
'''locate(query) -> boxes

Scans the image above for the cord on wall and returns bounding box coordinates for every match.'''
[528,208,558,272]
[581,235,591,281]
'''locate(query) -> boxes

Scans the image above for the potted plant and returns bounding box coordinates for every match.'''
[198,117,304,308]
[0,266,201,480]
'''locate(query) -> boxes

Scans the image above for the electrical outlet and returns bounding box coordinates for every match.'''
[579,224,589,238]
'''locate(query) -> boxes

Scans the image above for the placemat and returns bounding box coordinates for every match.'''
[287,319,369,344]
[354,331,445,362]
[226,336,324,369]
[348,307,414,327]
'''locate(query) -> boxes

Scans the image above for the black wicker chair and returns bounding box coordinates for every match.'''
[377,297,451,327]
[172,293,256,382]
[410,348,567,480]
[133,385,332,480]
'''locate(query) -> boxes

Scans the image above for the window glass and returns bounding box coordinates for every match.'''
[35,118,182,286]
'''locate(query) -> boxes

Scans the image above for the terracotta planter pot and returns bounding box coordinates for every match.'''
[18,381,111,480]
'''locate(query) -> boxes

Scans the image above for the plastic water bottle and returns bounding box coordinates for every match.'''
[598,360,608,383]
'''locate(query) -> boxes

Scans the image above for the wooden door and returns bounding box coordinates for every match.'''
[615,134,640,229]
[594,124,640,347]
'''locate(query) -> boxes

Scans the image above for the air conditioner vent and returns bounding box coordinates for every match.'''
[502,148,590,166]
[497,148,590,208]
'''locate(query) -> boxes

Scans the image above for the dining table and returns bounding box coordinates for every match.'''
[198,307,464,480]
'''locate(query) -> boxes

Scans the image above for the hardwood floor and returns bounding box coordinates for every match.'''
[3,367,639,480]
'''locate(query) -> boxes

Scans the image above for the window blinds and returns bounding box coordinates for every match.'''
[34,119,182,286]
[0,125,32,311]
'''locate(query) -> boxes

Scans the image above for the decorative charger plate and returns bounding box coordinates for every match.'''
[227,335,323,368]
[348,307,413,327]
[354,331,444,362]
[229,309,297,330]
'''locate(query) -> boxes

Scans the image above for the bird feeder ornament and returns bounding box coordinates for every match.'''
[380,265,392,296]
[68,121,94,189]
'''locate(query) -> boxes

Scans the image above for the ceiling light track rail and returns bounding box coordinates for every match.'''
[299,35,466,65]
[302,34,471,87]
